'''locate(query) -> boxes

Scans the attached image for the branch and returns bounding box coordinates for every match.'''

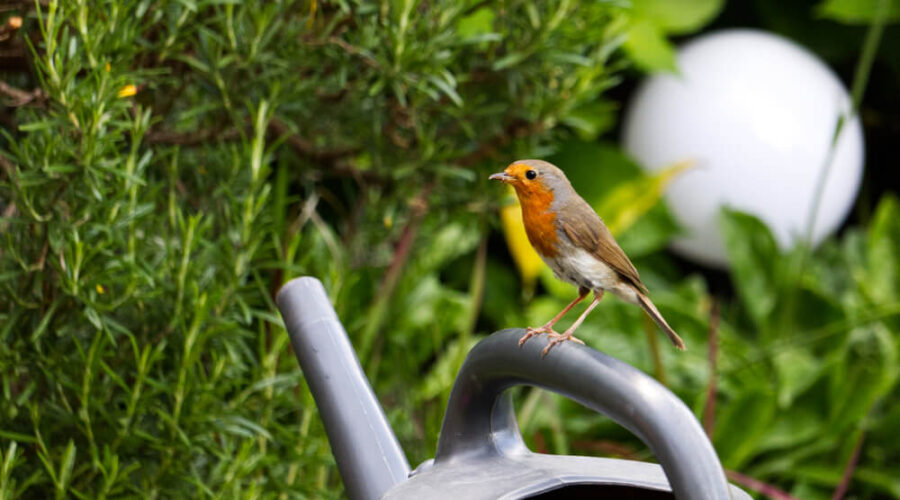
[304,35,380,69]
[457,118,543,166]
[267,117,359,161]
[0,80,45,107]
[145,127,241,145]
[145,118,359,163]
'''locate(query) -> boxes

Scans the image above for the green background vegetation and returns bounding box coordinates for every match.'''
[1,0,899,498]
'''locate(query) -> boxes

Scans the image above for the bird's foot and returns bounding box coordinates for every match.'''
[519,324,557,347]
[541,331,585,357]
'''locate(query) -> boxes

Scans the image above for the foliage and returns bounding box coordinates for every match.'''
[623,0,725,72]
[1,0,898,499]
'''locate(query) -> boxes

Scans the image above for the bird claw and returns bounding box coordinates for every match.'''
[518,325,557,347]
[541,331,585,357]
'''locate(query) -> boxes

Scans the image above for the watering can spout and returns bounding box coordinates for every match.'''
[277,277,410,500]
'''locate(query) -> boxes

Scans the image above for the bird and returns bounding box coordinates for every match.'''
[490,159,686,356]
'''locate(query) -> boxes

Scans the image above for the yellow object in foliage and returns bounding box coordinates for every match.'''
[499,159,692,288]
[597,159,694,235]
[117,84,137,98]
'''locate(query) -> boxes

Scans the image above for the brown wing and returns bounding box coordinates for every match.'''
[560,200,648,294]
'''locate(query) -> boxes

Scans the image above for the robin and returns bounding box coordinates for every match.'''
[490,159,686,356]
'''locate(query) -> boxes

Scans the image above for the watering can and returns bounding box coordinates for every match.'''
[277,277,751,499]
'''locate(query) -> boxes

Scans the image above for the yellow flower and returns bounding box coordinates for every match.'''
[117,84,137,98]
[105,62,111,72]
[96,284,106,294]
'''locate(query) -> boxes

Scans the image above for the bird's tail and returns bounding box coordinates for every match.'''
[636,292,686,350]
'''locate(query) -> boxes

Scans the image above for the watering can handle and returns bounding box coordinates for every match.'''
[435,329,733,500]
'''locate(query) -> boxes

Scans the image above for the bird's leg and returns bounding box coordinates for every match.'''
[542,290,604,356]
[519,287,589,347]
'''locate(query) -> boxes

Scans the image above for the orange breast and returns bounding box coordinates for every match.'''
[518,187,559,258]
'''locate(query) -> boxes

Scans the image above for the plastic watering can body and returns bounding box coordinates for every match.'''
[277,277,750,500]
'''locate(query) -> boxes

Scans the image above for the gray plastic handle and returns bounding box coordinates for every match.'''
[435,330,732,500]
[277,278,410,500]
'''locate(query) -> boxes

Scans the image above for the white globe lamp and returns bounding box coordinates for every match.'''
[622,29,864,268]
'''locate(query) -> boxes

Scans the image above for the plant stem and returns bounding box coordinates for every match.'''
[832,430,866,500]
[703,299,720,438]
[804,0,887,246]
[360,185,432,379]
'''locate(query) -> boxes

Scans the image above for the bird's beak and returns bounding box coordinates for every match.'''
[489,172,514,183]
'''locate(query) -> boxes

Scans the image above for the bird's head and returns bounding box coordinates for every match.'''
[489,159,572,201]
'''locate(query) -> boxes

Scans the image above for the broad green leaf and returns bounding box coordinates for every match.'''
[550,140,642,206]
[614,204,680,259]
[865,194,900,303]
[789,483,832,500]
[755,407,823,453]
[773,347,822,407]
[855,467,900,497]
[817,0,900,25]
[828,324,899,430]
[623,18,677,73]
[633,0,725,34]
[596,159,692,236]
[719,209,780,328]
[792,463,845,486]
[713,389,776,468]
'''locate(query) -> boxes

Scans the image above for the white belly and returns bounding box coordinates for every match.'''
[543,247,639,303]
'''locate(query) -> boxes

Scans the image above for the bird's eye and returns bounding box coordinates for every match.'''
[525,170,537,180]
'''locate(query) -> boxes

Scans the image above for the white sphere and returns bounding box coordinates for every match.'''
[622,29,864,268]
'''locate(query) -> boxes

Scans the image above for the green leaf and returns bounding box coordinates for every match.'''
[596,159,691,236]
[633,0,725,34]
[817,0,900,25]
[492,51,530,70]
[828,324,899,430]
[713,389,776,468]
[719,209,780,328]
[755,407,824,453]
[560,100,617,141]
[855,467,900,497]
[549,140,643,208]
[615,204,680,258]
[865,194,900,303]
[773,347,822,408]
[456,7,496,40]
[623,18,677,73]
[418,335,481,401]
